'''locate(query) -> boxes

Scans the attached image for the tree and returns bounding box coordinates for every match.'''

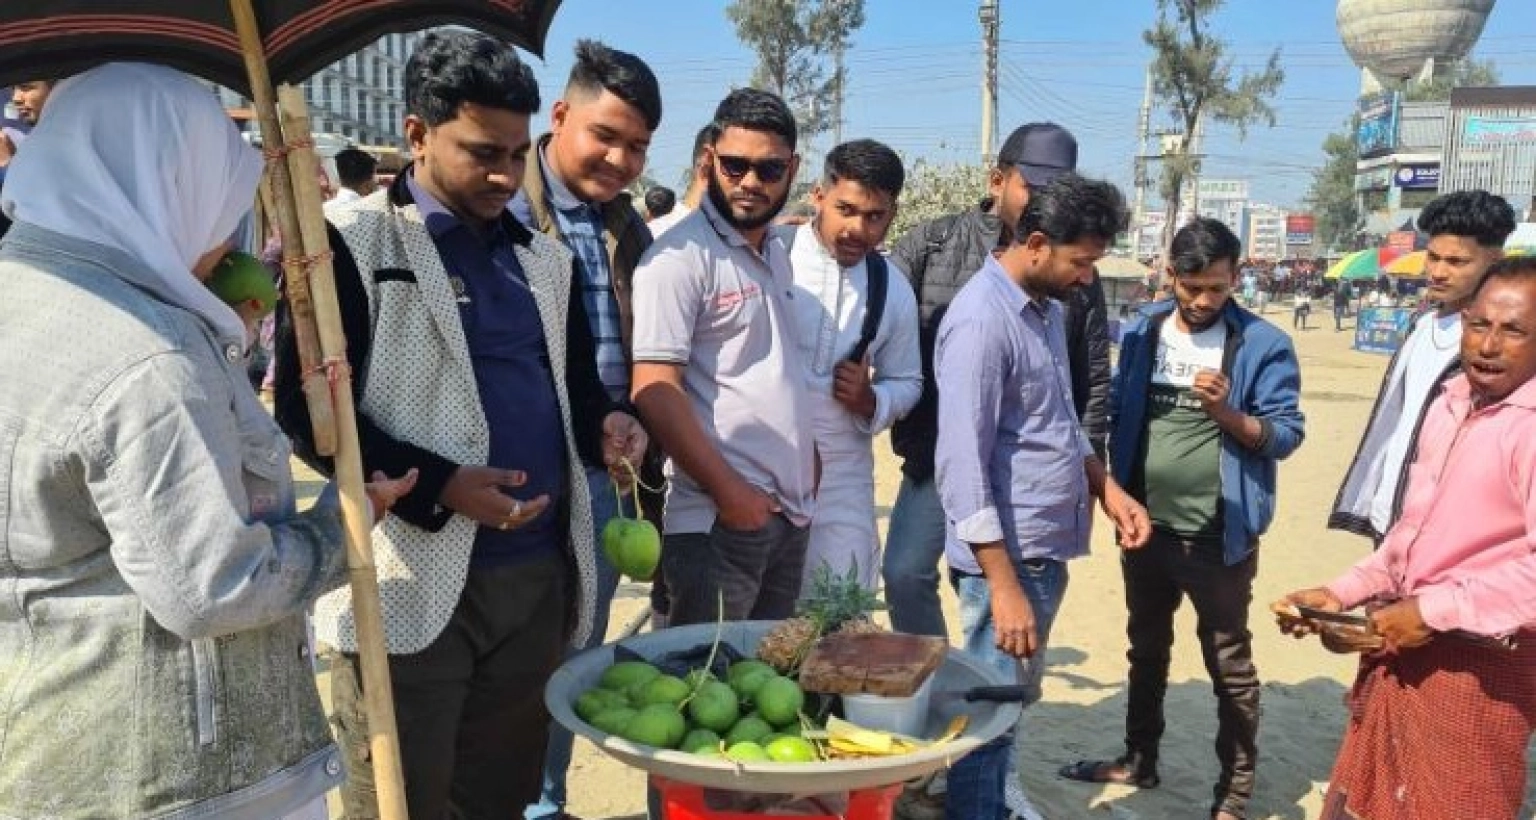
[1306,118,1361,251]
[888,160,989,243]
[1402,57,1500,103]
[726,0,865,144]
[1303,58,1500,251]
[1143,0,1284,262]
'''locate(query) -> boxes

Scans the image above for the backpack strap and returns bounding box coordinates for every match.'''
[785,228,889,363]
[847,251,888,362]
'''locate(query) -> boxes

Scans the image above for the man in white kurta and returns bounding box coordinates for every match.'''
[782,139,922,590]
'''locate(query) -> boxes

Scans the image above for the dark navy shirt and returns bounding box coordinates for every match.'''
[408,172,565,566]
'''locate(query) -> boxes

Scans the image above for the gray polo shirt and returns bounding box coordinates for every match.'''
[631,199,816,534]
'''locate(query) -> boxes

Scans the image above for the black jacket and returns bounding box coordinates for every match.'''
[273,172,620,531]
[888,206,1111,482]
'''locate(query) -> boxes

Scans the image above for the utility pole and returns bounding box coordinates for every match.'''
[979,0,999,163]
[1131,64,1153,259]
[1185,112,1206,220]
[833,43,845,145]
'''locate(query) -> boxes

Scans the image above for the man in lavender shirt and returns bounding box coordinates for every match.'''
[935,174,1150,819]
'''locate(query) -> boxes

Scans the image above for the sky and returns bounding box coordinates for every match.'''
[521,0,1536,211]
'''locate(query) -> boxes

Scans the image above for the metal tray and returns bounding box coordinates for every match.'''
[544,620,1021,794]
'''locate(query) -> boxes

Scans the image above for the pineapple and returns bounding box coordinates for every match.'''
[757,561,886,674]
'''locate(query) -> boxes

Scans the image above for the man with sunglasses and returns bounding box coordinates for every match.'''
[630,88,816,626]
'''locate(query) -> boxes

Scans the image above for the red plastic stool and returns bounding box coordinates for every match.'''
[651,776,900,820]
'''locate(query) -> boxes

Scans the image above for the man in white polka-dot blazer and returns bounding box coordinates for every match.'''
[274,31,648,820]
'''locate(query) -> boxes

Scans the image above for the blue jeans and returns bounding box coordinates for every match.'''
[526,467,624,820]
[946,558,1070,820]
[881,475,949,638]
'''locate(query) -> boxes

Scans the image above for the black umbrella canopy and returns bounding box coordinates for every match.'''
[0,0,561,94]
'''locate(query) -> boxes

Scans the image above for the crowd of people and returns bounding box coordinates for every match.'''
[0,27,1532,820]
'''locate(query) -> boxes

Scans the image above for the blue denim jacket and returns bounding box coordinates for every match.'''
[1109,299,1305,565]
[0,224,347,819]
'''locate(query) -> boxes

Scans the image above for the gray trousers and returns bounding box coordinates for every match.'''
[662,514,810,626]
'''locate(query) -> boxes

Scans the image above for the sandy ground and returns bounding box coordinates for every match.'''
[301,310,1536,819]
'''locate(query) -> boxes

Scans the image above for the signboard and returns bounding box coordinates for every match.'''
[1393,163,1440,190]
[1353,307,1415,356]
[1284,214,1315,246]
[1464,116,1536,148]
[1386,231,1418,254]
[1357,92,1399,157]
[1354,165,1392,192]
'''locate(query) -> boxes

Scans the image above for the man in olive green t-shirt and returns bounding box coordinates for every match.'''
[1060,217,1304,820]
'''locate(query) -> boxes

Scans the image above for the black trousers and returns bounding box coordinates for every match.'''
[327,554,568,820]
[1122,530,1260,818]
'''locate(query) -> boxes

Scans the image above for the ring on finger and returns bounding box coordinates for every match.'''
[511,500,523,518]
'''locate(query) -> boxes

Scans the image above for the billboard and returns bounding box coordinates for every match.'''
[1357,92,1399,157]
[1386,231,1418,254]
[1463,116,1536,147]
[1393,163,1440,190]
[1284,214,1315,246]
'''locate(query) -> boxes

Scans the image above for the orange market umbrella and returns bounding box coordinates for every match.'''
[1385,250,1427,278]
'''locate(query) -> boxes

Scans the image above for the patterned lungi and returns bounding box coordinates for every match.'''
[1320,632,1536,820]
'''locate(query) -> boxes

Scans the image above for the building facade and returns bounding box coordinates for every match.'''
[1354,89,1448,240]
[218,32,421,148]
[1134,209,1167,261]
[1195,178,1250,237]
[1440,86,1536,220]
[1244,204,1288,261]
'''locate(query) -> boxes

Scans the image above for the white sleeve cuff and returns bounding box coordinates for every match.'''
[855,388,890,436]
[956,507,1004,544]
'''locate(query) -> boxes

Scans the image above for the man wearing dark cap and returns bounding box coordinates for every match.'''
[883,123,1110,630]
[886,122,1110,820]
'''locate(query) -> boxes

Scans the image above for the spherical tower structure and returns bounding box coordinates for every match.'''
[1337,0,1495,89]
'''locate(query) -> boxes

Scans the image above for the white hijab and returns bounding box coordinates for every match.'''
[2,63,264,342]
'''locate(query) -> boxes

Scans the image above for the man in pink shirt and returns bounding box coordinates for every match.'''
[1276,256,1536,820]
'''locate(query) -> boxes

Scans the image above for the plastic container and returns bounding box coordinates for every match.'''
[652,776,899,820]
[840,675,934,737]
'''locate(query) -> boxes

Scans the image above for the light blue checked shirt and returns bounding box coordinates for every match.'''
[539,147,629,402]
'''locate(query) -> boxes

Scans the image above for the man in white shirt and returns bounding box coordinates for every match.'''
[783,139,922,589]
[647,124,713,238]
[322,147,377,216]
[1329,189,1517,541]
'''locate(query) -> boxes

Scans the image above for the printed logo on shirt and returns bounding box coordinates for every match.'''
[1152,354,1213,385]
[1149,322,1226,412]
[714,282,762,310]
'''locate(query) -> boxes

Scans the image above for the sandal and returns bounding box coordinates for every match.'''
[1057,757,1161,789]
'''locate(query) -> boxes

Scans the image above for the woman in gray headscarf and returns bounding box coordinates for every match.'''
[0,62,413,819]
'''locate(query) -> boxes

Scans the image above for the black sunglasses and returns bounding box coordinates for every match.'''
[714,154,790,184]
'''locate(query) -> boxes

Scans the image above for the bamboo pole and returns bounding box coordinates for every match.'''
[275,84,410,820]
[228,3,410,819]
[228,1,336,458]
